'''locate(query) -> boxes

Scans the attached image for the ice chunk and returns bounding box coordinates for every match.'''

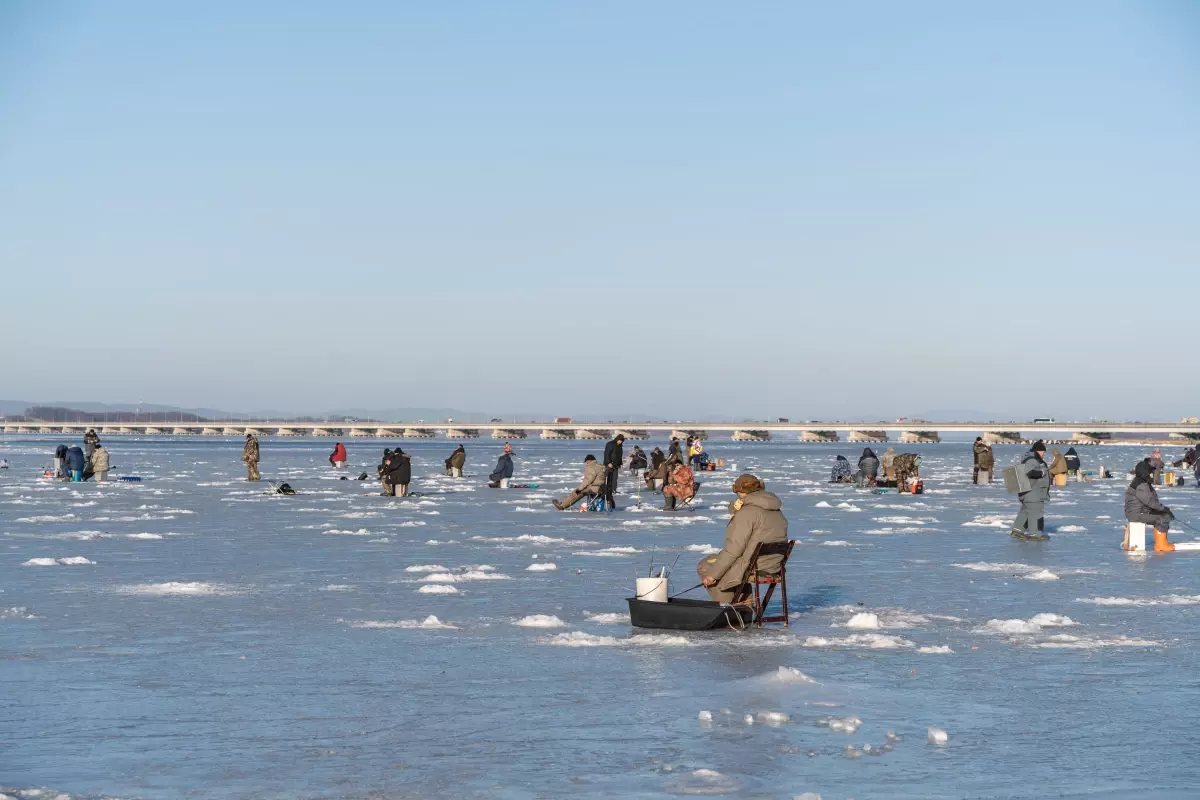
[418,585,459,594]
[515,614,566,628]
[584,612,626,624]
[843,612,880,629]
[756,711,790,725]
[697,710,712,722]
[1024,569,1060,581]
[405,564,448,573]
[526,563,557,571]
[927,726,949,745]
[918,645,954,654]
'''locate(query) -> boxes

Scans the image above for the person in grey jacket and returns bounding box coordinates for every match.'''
[1124,460,1175,551]
[1011,440,1051,540]
[856,448,879,486]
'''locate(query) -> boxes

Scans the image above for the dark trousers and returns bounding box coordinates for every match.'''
[604,467,619,508]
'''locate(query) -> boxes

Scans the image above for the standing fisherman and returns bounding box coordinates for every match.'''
[603,434,625,511]
[1011,440,1050,540]
[242,433,261,482]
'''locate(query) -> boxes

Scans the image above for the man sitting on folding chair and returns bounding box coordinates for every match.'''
[553,455,607,511]
[697,473,789,604]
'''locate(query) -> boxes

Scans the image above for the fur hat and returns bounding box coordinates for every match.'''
[732,473,764,494]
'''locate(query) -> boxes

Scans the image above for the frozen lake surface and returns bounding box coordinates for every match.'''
[4,436,1200,799]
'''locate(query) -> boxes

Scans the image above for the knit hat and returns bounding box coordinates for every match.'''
[732,473,764,494]
[1031,440,1046,453]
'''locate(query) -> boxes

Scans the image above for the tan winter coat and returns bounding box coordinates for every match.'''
[698,490,789,590]
[91,447,110,472]
[242,437,259,463]
[576,461,607,493]
[1049,449,1068,476]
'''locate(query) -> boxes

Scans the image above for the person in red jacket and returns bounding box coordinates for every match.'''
[329,442,348,468]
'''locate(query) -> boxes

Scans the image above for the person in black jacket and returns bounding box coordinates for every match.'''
[628,446,648,472]
[603,434,625,510]
[387,449,412,497]
[54,444,68,478]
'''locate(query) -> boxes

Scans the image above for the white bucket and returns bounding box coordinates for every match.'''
[635,576,669,603]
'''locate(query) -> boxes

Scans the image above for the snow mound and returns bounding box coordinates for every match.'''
[515,614,567,628]
[23,556,94,566]
[418,585,459,594]
[526,563,557,571]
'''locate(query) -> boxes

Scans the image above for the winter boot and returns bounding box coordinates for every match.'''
[663,494,676,511]
[1153,529,1175,553]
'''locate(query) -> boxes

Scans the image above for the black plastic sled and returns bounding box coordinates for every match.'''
[626,597,753,631]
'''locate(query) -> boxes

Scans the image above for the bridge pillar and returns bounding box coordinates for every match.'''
[669,429,707,441]
[899,430,940,444]
[614,429,649,440]
[848,430,887,443]
[732,430,771,441]
[799,430,839,442]
[541,429,574,439]
[144,427,165,435]
[492,429,527,439]
[348,428,374,437]
[1072,432,1112,444]
[1169,432,1200,441]
[402,428,435,438]
[372,428,399,437]
[172,427,197,435]
[574,429,606,439]
[445,428,479,439]
[983,431,1022,445]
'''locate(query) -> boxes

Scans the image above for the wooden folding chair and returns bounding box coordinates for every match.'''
[739,540,796,627]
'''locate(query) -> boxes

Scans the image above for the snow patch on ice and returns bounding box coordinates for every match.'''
[514,614,566,628]
[526,562,557,571]
[350,615,457,629]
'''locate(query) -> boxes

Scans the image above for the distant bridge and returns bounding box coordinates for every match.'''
[3,420,1198,444]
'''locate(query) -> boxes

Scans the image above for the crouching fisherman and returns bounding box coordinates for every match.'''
[488,443,514,488]
[328,442,348,469]
[697,474,788,603]
[1011,440,1050,540]
[1124,460,1175,552]
[553,455,606,510]
[444,444,466,477]
[91,443,111,482]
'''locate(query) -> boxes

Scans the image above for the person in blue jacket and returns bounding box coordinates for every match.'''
[488,443,515,488]
[65,445,86,482]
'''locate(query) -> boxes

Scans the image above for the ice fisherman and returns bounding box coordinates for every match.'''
[84,428,99,459]
[553,455,607,510]
[603,434,624,510]
[830,455,854,483]
[242,433,261,482]
[488,443,515,488]
[444,444,466,477]
[1010,440,1050,540]
[697,473,788,603]
[90,443,110,482]
[65,445,86,482]
[328,442,347,469]
[857,448,879,486]
[1123,460,1175,552]
[662,455,695,510]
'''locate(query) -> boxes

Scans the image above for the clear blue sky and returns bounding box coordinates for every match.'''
[2,1,1197,420]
